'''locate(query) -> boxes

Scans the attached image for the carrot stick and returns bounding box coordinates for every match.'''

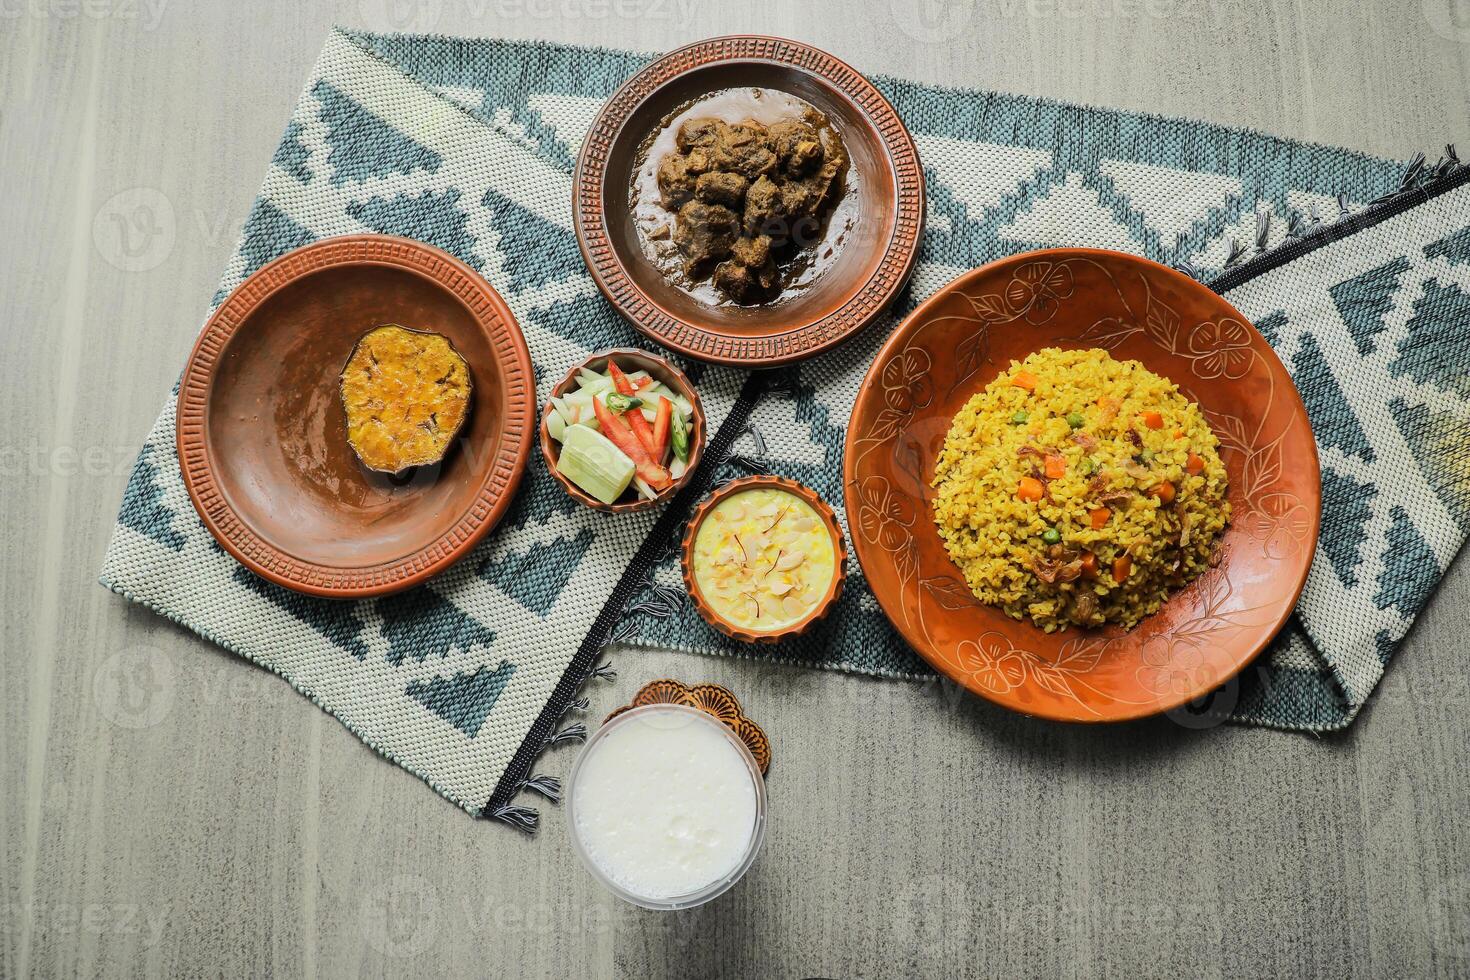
[605,360,659,455]
[593,395,671,489]
[652,397,672,462]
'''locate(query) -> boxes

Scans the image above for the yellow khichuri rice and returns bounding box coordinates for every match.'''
[931,347,1230,632]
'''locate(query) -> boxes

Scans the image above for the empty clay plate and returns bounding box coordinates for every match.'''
[574,35,925,367]
[845,248,1321,722]
[176,235,535,598]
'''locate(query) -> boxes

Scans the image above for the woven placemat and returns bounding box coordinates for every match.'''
[100,29,1469,829]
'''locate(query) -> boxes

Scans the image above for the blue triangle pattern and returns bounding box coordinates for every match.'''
[236,199,314,284]
[1389,397,1470,532]
[1254,309,1288,347]
[311,79,443,186]
[481,186,582,292]
[271,120,313,184]
[1291,334,1376,463]
[1390,279,1470,399]
[347,188,479,268]
[406,662,516,738]
[1373,506,1442,618]
[231,565,369,660]
[519,289,640,353]
[118,443,185,552]
[1424,224,1470,268]
[478,528,596,617]
[1318,466,1377,587]
[376,587,495,667]
[1327,256,1410,355]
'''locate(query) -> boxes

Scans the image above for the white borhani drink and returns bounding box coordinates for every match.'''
[568,704,767,909]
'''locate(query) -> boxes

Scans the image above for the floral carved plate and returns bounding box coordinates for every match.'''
[843,248,1321,722]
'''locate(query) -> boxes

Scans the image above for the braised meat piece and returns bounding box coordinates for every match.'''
[694,171,749,208]
[672,200,740,276]
[767,120,824,177]
[656,149,712,208]
[731,234,772,268]
[743,175,785,238]
[676,118,721,152]
[656,154,697,209]
[649,102,849,305]
[713,254,779,304]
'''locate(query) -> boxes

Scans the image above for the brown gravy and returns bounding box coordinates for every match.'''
[630,87,859,308]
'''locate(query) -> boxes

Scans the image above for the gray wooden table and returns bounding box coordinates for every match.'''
[4,1,1469,977]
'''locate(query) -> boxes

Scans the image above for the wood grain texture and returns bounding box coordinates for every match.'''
[2,1,1468,977]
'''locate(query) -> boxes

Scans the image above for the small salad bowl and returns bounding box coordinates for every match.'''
[541,348,706,513]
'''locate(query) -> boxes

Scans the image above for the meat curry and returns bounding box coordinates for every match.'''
[632,88,853,306]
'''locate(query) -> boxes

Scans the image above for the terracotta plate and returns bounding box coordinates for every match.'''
[844,249,1321,722]
[177,235,535,598]
[574,35,925,367]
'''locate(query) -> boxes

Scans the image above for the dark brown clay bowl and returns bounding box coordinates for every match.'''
[680,475,848,643]
[176,234,536,598]
[540,348,706,513]
[574,35,925,367]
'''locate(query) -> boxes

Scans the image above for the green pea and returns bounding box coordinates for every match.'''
[1066,412,1084,429]
[1042,527,1061,545]
[1140,449,1156,463]
[1080,457,1095,475]
[1011,410,1029,425]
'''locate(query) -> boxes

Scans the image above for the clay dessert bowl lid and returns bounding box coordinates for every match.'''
[681,475,848,644]
[176,234,535,598]
[574,35,925,367]
[844,248,1322,722]
[540,348,706,513]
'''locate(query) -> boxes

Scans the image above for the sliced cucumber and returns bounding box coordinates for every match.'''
[576,369,615,395]
[546,410,566,442]
[557,424,634,505]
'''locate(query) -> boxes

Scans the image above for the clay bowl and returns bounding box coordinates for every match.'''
[574,35,925,367]
[541,348,705,513]
[681,475,848,643]
[844,248,1321,722]
[176,234,536,598]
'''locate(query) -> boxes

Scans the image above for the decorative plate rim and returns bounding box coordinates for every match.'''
[572,33,926,367]
[842,247,1322,722]
[604,679,771,775]
[175,233,536,599]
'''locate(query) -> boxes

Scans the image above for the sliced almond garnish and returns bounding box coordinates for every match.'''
[775,550,806,571]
